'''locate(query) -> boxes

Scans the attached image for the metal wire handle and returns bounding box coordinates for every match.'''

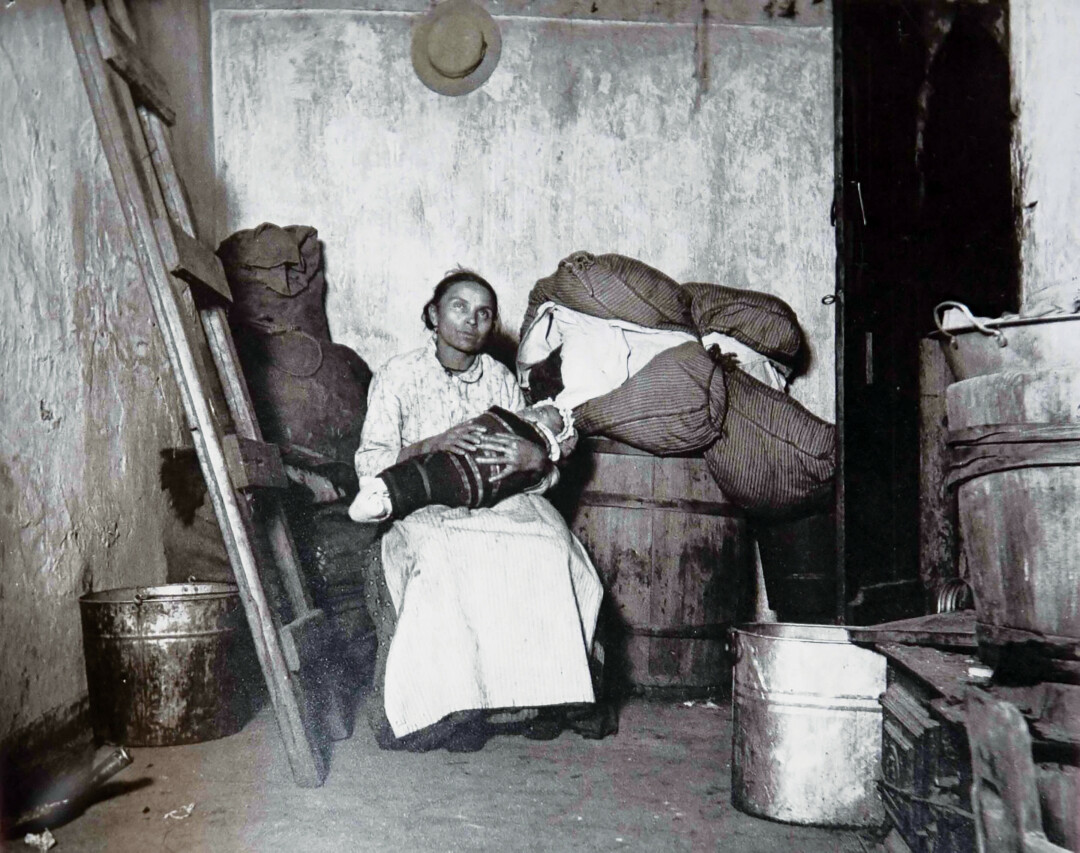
[935,578,974,614]
[933,300,1008,350]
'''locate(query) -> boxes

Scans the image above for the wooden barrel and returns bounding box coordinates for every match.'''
[552,438,753,695]
[942,317,1080,671]
[948,422,1080,663]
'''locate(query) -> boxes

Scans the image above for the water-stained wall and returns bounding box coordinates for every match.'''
[1010,0,1080,314]
[0,3,189,747]
[213,0,836,418]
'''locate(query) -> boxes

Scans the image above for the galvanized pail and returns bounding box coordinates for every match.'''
[731,623,886,827]
[79,582,253,746]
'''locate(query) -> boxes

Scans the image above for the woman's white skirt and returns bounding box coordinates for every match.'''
[379,494,603,737]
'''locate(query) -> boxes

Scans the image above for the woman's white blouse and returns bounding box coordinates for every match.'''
[354,337,526,478]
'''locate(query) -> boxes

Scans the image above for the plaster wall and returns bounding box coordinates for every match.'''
[212,0,836,418]
[128,0,217,242]
[1010,0,1080,314]
[0,2,189,742]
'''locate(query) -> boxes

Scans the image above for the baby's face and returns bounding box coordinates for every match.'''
[531,405,564,435]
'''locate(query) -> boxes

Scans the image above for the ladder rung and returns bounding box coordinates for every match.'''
[222,435,288,491]
[154,217,233,303]
[90,5,176,125]
[280,610,332,673]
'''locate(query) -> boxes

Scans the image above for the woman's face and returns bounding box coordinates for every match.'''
[429,280,496,356]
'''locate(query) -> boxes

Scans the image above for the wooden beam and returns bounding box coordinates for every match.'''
[89,5,176,125]
[154,216,232,303]
[279,610,331,674]
[918,337,957,601]
[221,435,288,490]
[965,689,1071,853]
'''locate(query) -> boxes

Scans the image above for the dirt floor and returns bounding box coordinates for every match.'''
[8,697,889,853]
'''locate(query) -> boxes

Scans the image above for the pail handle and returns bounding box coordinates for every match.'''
[933,301,1008,350]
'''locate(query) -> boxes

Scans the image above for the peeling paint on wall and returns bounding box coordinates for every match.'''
[0,3,189,741]
[213,3,835,418]
[1009,0,1080,315]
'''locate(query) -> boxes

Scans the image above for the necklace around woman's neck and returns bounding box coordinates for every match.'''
[437,347,477,375]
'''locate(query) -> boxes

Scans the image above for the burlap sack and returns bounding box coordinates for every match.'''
[217,222,331,340]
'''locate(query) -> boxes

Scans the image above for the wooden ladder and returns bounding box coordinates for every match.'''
[63,0,349,787]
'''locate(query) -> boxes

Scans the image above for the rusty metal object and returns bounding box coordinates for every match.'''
[79,583,253,746]
[731,623,887,827]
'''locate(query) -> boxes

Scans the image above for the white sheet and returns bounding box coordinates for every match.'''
[517,302,698,409]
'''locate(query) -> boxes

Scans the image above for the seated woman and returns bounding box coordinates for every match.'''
[348,401,577,522]
[354,270,609,751]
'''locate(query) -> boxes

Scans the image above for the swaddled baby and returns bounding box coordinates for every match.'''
[349,402,577,522]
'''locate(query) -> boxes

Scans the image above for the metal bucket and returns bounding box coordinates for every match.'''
[932,308,1080,382]
[79,582,253,746]
[731,623,887,827]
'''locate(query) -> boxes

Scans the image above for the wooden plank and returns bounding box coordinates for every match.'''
[918,337,958,596]
[949,422,1080,446]
[259,497,350,740]
[154,216,232,303]
[848,610,977,651]
[136,109,260,439]
[965,689,1070,853]
[64,0,327,787]
[89,4,176,125]
[279,610,331,673]
[652,453,728,503]
[577,490,743,518]
[221,435,288,490]
[874,643,975,708]
[946,441,1080,488]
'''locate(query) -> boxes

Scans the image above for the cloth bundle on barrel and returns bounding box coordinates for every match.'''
[704,364,835,516]
[572,341,727,455]
[520,251,695,336]
[683,281,805,371]
[521,252,836,517]
[217,223,372,467]
[522,252,838,691]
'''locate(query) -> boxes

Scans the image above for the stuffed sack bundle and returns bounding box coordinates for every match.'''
[572,341,727,455]
[704,363,835,516]
[520,251,695,338]
[217,222,371,465]
[683,281,804,370]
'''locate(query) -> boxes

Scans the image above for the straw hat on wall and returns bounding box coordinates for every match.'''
[411,0,502,96]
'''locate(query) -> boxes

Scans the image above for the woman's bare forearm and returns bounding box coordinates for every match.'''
[396,439,428,463]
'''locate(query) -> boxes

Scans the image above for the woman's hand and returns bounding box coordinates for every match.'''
[475,434,548,482]
[430,422,491,455]
[403,422,491,459]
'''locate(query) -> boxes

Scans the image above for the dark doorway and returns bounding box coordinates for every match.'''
[836,0,1018,624]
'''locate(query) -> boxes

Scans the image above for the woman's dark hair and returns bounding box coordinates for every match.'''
[422,269,499,330]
